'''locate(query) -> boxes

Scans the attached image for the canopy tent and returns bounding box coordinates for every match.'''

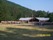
[19,17,50,25]
[19,17,32,21]
[19,17,49,22]
[36,17,49,21]
[35,17,50,26]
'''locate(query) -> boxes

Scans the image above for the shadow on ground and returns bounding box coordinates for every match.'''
[0,27,53,40]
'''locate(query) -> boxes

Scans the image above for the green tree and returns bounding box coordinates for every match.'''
[36,10,47,17]
[47,13,53,22]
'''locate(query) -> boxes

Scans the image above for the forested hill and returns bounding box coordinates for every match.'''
[0,0,53,21]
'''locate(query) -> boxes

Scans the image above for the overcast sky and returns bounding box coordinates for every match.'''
[8,0,53,12]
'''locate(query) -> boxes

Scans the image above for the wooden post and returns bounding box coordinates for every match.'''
[28,20,29,23]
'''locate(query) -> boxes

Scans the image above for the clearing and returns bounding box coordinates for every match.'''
[0,23,53,40]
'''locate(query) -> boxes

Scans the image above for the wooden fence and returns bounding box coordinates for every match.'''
[1,21,20,24]
[33,22,53,25]
[1,21,53,25]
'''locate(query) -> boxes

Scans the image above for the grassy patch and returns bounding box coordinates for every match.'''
[0,24,53,40]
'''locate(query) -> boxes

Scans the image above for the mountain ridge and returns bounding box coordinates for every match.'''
[0,0,53,22]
